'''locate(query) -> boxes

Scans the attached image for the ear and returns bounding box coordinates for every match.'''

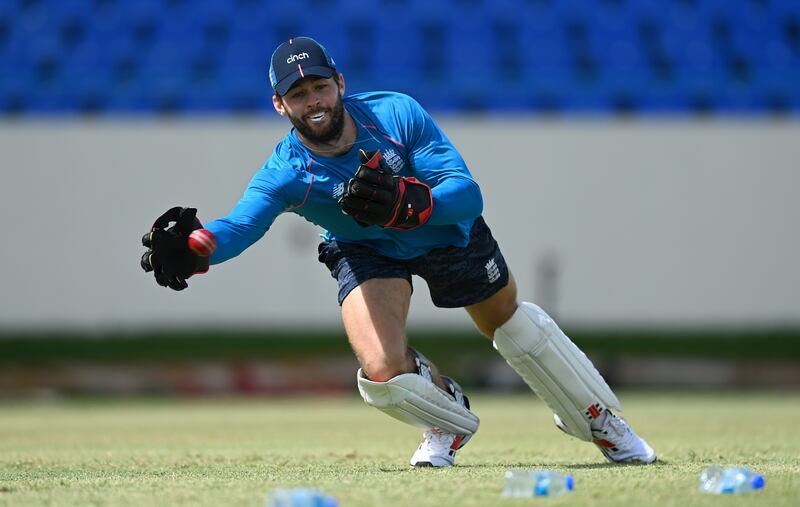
[336,73,345,96]
[272,94,285,116]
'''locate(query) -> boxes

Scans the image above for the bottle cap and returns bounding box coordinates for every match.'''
[565,475,575,491]
[751,475,765,490]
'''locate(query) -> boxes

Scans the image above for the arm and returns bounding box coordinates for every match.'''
[404,97,483,225]
[204,167,289,265]
[428,176,483,225]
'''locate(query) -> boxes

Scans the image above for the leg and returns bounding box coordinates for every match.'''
[342,278,478,466]
[463,271,655,463]
[319,239,477,466]
[486,298,656,463]
[341,277,416,382]
[464,271,620,440]
[342,277,451,389]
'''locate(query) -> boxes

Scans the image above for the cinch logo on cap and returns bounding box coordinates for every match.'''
[270,36,337,95]
[287,52,309,64]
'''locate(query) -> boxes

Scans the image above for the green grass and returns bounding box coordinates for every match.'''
[1,392,798,506]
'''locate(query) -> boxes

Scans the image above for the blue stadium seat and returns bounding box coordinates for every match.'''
[0,0,798,115]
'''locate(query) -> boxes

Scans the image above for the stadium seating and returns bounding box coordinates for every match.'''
[0,0,797,115]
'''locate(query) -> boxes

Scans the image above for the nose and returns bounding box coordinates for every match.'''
[306,94,321,111]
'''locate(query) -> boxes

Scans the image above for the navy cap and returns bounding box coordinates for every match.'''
[269,37,337,95]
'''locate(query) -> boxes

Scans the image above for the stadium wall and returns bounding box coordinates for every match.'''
[0,118,798,330]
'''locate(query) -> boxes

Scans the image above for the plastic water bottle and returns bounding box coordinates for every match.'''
[502,469,575,497]
[699,466,766,494]
[265,488,338,507]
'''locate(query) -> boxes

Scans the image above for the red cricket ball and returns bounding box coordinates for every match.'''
[188,229,217,257]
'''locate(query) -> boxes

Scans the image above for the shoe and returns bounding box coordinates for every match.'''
[410,375,475,467]
[410,429,471,467]
[554,411,657,464]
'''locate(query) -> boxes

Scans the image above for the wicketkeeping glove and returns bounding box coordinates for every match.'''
[140,207,210,291]
[338,149,433,230]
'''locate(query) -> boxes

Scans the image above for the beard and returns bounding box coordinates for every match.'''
[287,93,346,145]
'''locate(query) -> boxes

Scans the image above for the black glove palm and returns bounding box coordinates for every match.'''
[140,207,209,291]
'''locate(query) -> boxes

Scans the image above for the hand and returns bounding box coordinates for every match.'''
[338,150,433,230]
[140,207,210,291]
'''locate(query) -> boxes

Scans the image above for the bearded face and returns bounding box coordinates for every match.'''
[285,88,346,145]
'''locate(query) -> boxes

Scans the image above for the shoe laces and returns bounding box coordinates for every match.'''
[422,429,456,451]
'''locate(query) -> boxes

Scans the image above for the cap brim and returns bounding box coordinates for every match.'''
[274,66,335,95]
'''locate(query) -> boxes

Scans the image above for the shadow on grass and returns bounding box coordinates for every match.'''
[563,459,670,470]
[377,460,670,472]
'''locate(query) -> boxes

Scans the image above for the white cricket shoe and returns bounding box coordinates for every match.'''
[410,429,471,468]
[554,411,657,464]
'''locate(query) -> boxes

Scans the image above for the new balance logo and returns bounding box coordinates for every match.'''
[332,182,345,200]
[286,52,309,64]
[485,258,500,283]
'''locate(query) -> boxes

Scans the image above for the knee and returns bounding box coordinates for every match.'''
[479,278,520,337]
[479,300,519,337]
[361,351,414,382]
[496,297,520,328]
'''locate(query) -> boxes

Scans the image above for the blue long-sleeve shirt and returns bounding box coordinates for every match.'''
[205,91,483,262]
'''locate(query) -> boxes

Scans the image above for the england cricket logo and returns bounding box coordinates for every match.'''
[383,148,405,174]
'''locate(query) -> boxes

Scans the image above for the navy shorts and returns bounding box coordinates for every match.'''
[317,217,510,308]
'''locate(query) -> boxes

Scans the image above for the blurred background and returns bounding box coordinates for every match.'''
[0,0,798,397]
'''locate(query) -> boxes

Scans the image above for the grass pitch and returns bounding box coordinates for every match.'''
[1,392,798,507]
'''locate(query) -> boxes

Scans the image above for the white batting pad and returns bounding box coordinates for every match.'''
[357,370,480,436]
[493,302,621,441]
